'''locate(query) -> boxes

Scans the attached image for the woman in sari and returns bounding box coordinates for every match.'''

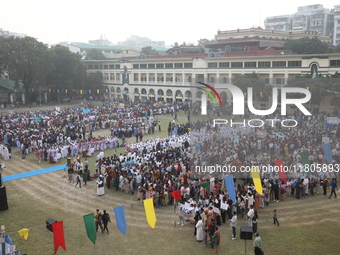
[212,227,220,253]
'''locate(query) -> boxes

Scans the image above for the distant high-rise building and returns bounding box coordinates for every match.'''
[265,4,339,45]
[334,5,340,45]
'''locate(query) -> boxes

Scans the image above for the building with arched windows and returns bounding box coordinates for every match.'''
[84,51,340,114]
[83,27,340,114]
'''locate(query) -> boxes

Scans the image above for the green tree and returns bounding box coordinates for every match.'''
[232,72,265,93]
[0,36,53,102]
[47,45,85,91]
[197,38,216,47]
[141,46,159,55]
[333,43,340,53]
[284,36,329,54]
[286,74,340,108]
[85,49,106,60]
[84,71,103,89]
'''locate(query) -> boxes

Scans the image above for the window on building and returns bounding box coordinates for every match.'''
[148,64,155,69]
[88,65,93,69]
[219,62,230,68]
[258,61,271,67]
[222,77,228,83]
[140,64,147,69]
[231,62,243,68]
[116,75,120,81]
[115,64,120,69]
[264,78,270,84]
[275,78,285,84]
[109,65,115,69]
[174,63,183,68]
[272,61,286,67]
[103,65,108,69]
[288,61,302,67]
[94,65,99,69]
[208,62,218,68]
[184,63,193,68]
[165,63,173,68]
[244,62,256,68]
[156,63,164,68]
[210,77,215,83]
[330,60,340,66]
[133,64,139,69]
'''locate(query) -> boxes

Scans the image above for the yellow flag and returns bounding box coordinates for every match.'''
[251,167,263,195]
[97,89,100,94]
[260,92,263,98]
[18,228,30,240]
[80,90,82,94]
[143,198,156,229]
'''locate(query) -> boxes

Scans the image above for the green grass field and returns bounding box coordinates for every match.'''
[0,102,339,255]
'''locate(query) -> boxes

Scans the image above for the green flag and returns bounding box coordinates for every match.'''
[199,182,209,190]
[83,213,96,244]
[300,151,310,177]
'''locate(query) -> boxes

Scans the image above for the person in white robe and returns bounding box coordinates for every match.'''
[97,150,104,161]
[195,216,204,242]
[96,175,105,196]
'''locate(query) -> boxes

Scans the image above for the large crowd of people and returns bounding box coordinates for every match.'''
[1,99,339,254]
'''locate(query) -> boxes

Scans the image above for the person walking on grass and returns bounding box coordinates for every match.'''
[252,211,258,233]
[273,209,279,226]
[253,232,263,255]
[230,211,237,240]
[102,210,111,234]
[75,172,81,188]
[94,209,104,233]
[329,178,338,199]
[322,178,328,196]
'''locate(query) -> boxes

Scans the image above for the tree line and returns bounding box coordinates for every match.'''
[0,36,103,103]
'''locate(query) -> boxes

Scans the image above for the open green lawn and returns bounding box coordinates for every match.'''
[0,102,339,255]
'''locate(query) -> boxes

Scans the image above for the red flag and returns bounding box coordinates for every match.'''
[52,221,66,253]
[171,190,182,200]
[274,159,286,182]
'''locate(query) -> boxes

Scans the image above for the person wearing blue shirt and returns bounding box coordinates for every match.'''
[329,178,338,199]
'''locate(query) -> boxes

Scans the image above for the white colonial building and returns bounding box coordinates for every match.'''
[84,52,340,114]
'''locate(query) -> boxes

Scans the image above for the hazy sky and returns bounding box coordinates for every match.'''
[1,0,338,46]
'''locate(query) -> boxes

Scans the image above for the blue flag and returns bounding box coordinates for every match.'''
[224,176,237,203]
[5,234,12,245]
[322,143,332,164]
[114,206,127,235]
